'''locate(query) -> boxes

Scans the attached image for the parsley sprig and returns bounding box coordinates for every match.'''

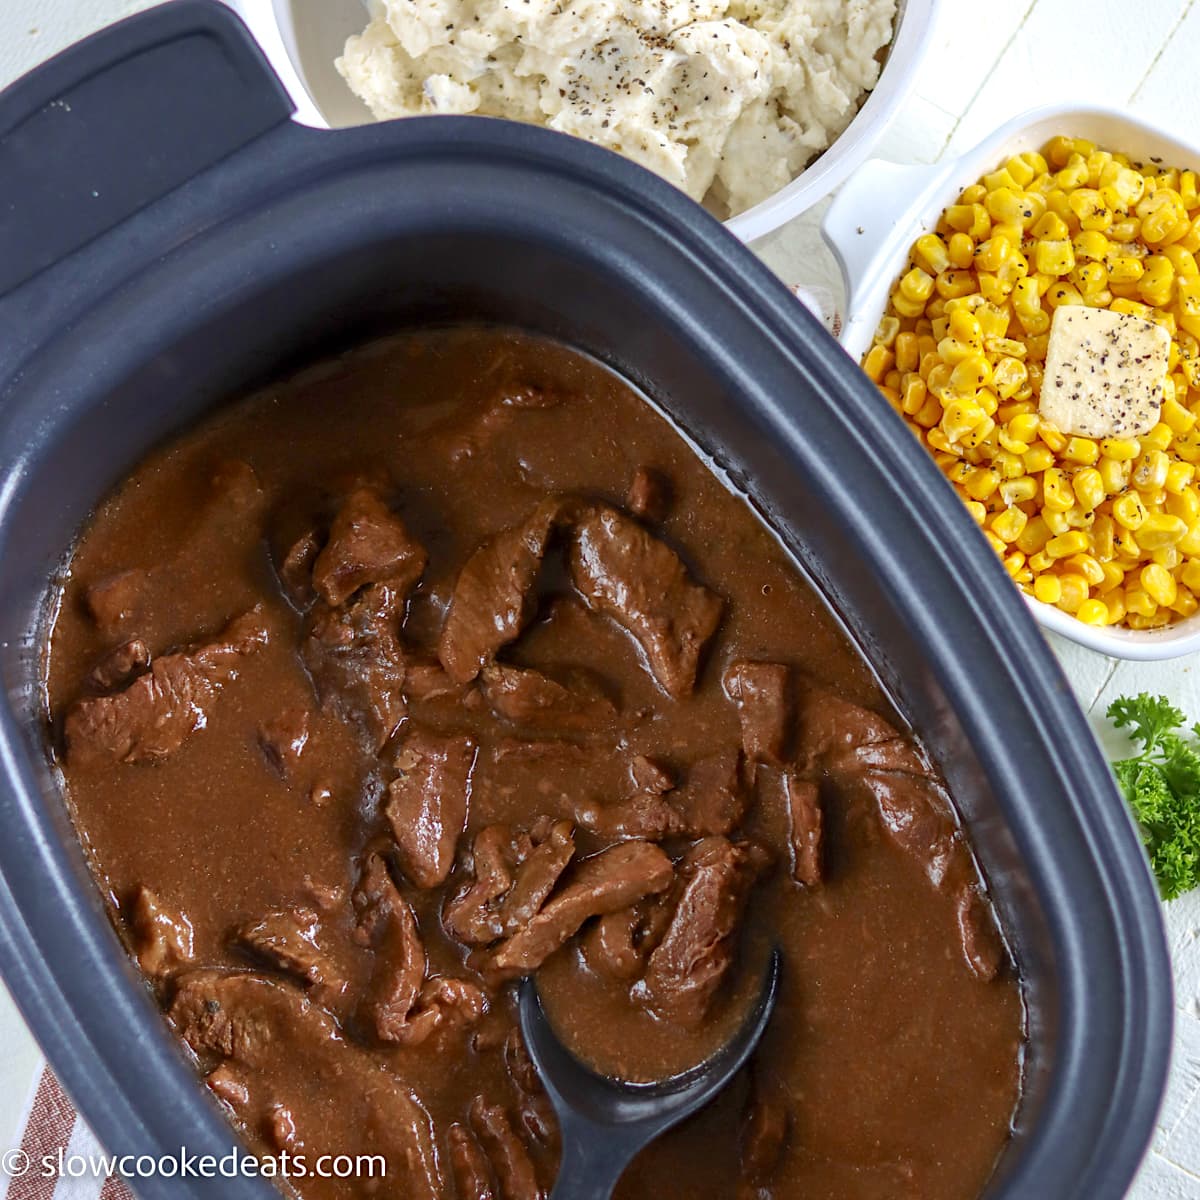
[1108,693,1200,901]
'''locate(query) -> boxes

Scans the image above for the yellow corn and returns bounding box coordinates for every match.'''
[869,135,1200,631]
[1141,563,1178,606]
[1033,575,1062,604]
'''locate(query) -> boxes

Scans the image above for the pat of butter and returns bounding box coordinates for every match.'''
[1038,306,1169,438]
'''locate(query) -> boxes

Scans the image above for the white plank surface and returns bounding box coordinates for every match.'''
[3,0,1200,1196]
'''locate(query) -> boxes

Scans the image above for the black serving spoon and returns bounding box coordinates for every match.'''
[518,949,782,1200]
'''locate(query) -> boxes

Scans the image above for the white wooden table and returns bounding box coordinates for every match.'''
[2,0,1200,1195]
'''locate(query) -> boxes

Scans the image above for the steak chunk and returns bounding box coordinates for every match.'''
[799,688,959,887]
[312,487,428,607]
[568,504,723,698]
[449,1123,498,1200]
[635,837,767,1025]
[274,525,321,608]
[127,886,193,978]
[353,850,426,1039]
[672,750,750,837]
[468,1098,544,1200]
[439,500,564,684]
[575,752,748,841]
[782,773,823,887]
[480,664,616,732]
[85,568,149,635]
[723,661,790,766]
[386,729,478,889]
[445,820,576,946]
[353,850,485,1044]
[626,466,671,523]
[170,969,444,1200]
[235,906,345,1003]
[303,583,408,750]
[89,638,151,691]
[65,609,269,764]
[582,906,647,981]
[487,841,673,978]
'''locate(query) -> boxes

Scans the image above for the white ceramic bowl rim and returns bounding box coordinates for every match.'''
[823,102,1200,661]
[219,0,939,243]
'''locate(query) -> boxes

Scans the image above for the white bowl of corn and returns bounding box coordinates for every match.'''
[824,104,1200,660]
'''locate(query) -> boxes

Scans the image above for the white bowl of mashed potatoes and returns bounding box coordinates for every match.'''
[221,0,937,241]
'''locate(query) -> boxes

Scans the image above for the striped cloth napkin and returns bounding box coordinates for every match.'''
[1,1066,133,1200]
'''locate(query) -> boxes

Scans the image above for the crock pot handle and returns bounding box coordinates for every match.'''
[0,0,294,299]
[821,157,949,328]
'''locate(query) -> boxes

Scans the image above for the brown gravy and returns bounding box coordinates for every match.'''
[45,326,1023,1200]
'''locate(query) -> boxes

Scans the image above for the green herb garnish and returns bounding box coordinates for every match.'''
[1108,693,1200,901]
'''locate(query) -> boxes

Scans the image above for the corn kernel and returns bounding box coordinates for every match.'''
[1135,512,1189,549]
[1141,562,1178,606]
[1113,492,1149,528]
[1072,467,1106,511]
[1033,575,1062,605]
[1016,516,1052,555]
[1043,467,1074,510]
[1126,588,1156,617]
[1077,598,1109,625]
[1057,573,1090,613]
[1100,437,1141,460]
[1065,553,1105,585]
[1132,449,1170,491]
[991,507,1028,543]
[1062,437,1100,465]
[1046,530,1090,558]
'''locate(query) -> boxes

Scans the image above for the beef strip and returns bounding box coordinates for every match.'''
[582,905,647,981]
[403,657,471,703]
[575,751,748,841]
[170,970,443,1200]
[468,1098,544,1200]
[85,568,149,635]
[352,850,425,1039]
[65,609,269,764]
[504,1029,558,1148]
[723,661,790,766]
[258,708,312,777]
[799,687,1007,972]
[274,526,322,609]
[438,498,566,685]
[386,729,477,889]
[449,1123,499,1200]
[303,584,408,750]
[444,819,576,946]
[635,837,768,1025]
[671,750,750,837]
[781,772,823,887]
[568,504,723,698]
[235,906,345,1004]
[353,850,486,1044]
[127,886,193,978]
[311,487,428,607]
[486,841,673,979]
[626,466,671,523]
[89,638,150,691]
[480,663,617,732]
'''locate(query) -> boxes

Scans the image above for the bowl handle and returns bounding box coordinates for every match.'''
[821,158,949,339]
[0,0,294,300]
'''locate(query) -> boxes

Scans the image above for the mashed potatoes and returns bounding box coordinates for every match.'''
[337,0,895,216]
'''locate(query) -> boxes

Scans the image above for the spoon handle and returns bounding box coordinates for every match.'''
[550,1127,635,1200]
